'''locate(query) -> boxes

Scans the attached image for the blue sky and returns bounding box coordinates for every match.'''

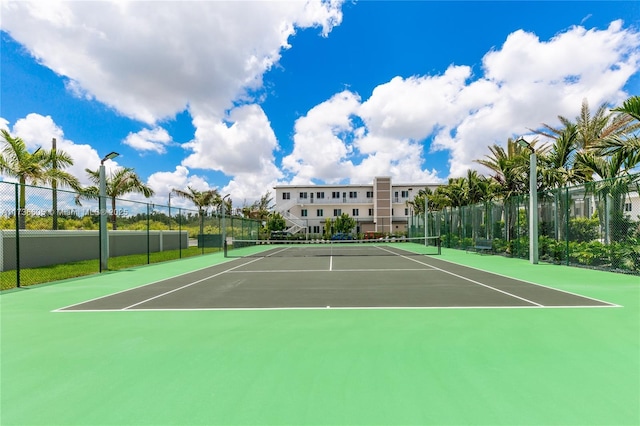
[1,1,639,209]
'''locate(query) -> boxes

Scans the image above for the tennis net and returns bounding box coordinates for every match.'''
[225,236,441,258]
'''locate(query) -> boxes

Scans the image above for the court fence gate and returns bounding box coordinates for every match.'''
[0,181,261,289]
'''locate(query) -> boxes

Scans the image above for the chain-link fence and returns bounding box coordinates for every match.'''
[0,182,261,289]
[410,174,640,275]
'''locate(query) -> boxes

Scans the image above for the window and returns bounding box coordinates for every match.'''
[404,208,409,216]
[299,192,308,199]
[312,226,320,234]
[352,208,359,216]
[366,191,374,198]
[301,209,308,217]
[317,209,323,217]
[368,208,374,216]
[333,209,342,217]
[401,190,409,198]
[316,192,325,199]
[282,192,290,200]
[625,203,632,212]
[332,191,340,198]
[349,191,357,198]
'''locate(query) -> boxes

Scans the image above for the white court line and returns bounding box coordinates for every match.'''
[53,258,250,312]
[227,268,436,273]
[54,304,619,313]
[416,253,621,308]
[376,246,544,307]
[121,257,264,310]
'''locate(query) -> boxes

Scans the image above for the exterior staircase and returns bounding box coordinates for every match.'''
[277,200,306,235]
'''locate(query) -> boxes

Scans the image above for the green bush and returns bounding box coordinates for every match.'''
[568,217,599,242]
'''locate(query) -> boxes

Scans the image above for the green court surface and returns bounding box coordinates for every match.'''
[1,248,638,425]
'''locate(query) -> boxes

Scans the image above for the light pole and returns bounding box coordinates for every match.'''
[168,191,172,230]
[221,193,230,256]
[516,138,538,264]
[99,151,119,272]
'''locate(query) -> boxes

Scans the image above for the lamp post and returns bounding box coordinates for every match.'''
[168,191,172,230]
[99,151,119,271]
[516,138,538,264]
[221,193,230,256]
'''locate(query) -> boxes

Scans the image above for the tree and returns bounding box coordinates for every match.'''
[593,96,640,163]
[266,212,286,232]
[44,137,81,229]
[476,138,534,242]
[242,191,273,220]
[81,167,154,230]
[171,186,220,236]
[334,213,356,234]
[0,129,79,229]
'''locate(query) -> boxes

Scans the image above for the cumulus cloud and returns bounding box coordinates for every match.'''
[0,0,344,202]
[0,1,344,124]
[123,127,173,154]
[146,165,214,207]
[1,113,114,186]
[285,20,640,180]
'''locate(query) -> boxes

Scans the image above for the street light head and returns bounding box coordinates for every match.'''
[515,138,534,153]
[101,151,120,164]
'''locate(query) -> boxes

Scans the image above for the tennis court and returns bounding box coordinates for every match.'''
[1,242,638,425]
[57,239,615,312]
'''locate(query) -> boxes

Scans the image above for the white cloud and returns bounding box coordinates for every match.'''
[285,20,640,181]
[146,165,213,207]
[182,104,281,175]
[123,127,173,154]
[0,1,344,125]
[3,113,108,186]
[282,90,361,184]
[0,0,345,202]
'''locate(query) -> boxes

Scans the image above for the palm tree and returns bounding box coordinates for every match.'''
[612,95,640,121]
[476,138,533,242]
[44,138,81,229]
[171,186,221,236]
[0,129,79,229]
[576,150,640,242]
[475,138,531,199]
[82,167,154,230]
[592,96,640,162]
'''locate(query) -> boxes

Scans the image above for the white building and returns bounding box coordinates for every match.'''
[273,177,440,237]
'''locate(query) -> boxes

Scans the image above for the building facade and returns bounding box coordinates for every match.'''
[273,177,440,237]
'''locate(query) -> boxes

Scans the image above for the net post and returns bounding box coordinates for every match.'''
[223,239,228,257]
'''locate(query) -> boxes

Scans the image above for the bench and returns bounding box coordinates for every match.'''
[470,238,493,254]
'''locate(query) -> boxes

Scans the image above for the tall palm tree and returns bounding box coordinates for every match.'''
[171,186,221,236]
[475,138,532,199]
[539,99,639,171]
[476,138,533,242]
[0,129,79,229]
[82,167,154,230]
[593,96,640,162]
[612,95,640,121]
[43,138,81,229]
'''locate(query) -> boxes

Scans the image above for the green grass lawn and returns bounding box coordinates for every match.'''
[0,246,221,290]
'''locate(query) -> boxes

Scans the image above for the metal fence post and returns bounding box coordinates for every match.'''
[14,183,20,288]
